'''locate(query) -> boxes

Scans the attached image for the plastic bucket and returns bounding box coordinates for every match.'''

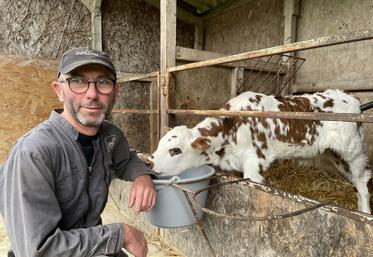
[147,165,215,228]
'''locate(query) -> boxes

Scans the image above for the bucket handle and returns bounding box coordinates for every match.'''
[155,176,179,192]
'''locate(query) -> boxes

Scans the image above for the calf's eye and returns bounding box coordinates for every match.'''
[169,148,182,157]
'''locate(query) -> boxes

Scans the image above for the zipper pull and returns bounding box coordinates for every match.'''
[88,166,92,173]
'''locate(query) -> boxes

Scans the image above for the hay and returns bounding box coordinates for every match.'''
[262,160,358,211]
[147,232,185,257]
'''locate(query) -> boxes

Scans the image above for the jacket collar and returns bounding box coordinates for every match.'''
[49,109,80,141]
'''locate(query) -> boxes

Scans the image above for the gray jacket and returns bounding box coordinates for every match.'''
[0,110,153,257]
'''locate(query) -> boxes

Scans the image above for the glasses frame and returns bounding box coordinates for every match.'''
[60,76,116,95]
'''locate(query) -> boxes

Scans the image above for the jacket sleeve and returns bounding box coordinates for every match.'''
[1,149,125,257]
[111,133,155,181]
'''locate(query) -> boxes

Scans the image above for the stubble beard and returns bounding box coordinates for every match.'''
[67,99,114,127]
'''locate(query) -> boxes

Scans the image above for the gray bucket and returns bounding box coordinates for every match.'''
[147,165,215,228]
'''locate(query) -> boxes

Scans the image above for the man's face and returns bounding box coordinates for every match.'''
[57,64,118,127]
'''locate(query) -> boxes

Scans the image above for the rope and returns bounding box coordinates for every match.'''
[172,177,332,222]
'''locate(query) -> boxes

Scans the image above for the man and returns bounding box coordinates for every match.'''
[0,47,156,257]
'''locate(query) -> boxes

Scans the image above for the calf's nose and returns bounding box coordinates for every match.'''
[144,159,154,170]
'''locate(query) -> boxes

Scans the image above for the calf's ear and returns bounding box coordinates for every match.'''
[191,137,211,151]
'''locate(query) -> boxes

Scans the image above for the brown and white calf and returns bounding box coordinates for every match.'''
[149,89,373,214]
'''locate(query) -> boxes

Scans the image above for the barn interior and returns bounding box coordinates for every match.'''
[0,0,372,256]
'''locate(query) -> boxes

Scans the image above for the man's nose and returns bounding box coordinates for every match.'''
[85,82,100,98]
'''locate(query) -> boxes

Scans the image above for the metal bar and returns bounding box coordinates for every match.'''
[112,109,157,114]
[254,56,282,92]
[249,55,273,90]
[168,29,373,73]
[269,57,305,95]
[265,57,288,95]
[117,71,159,83]
[168,109,373,123]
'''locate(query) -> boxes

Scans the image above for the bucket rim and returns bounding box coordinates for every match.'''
[152,165,215,185]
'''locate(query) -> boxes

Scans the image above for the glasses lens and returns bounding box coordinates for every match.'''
[68,77,88,94]
[96,78,115,94]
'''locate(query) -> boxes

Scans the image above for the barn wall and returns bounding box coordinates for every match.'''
[0,0,91,59]
[102,0,195,152]
[294,0,373,162]
[204,0,284,54]
[0,55,60,163]
[172,0,284,128]
[295,0,373,92]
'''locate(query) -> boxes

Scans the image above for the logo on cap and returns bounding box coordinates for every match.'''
[75,50,99,56]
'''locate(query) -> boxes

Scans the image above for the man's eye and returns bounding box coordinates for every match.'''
[96,78,113,85]
[70,77,86,84]
[169,148,182,157]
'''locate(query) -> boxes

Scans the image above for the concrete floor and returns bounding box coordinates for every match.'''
[0,200,181,257]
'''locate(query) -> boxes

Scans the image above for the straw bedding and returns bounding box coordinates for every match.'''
[262,160,358,211]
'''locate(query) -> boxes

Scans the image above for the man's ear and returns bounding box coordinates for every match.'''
[51,81,64,102]
[191,137,211,151]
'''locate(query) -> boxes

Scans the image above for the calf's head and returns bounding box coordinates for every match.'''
[148,126,212,177]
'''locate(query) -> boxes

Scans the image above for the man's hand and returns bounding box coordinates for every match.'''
[128,175,156,214]
[123,224,148,257]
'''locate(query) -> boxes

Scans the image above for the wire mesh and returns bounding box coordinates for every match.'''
[235,54,305,96]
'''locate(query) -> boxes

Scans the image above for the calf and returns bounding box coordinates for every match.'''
[149,89,372,214]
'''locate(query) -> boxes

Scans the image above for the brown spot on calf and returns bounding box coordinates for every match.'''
[323,99,334,108]
[275,96,321,145]
[191,137,211,151]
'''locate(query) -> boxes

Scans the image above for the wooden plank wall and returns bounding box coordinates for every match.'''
[0,55,61,163]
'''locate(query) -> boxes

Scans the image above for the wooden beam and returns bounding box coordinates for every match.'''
[176,46,287,73]
[230,67,244,97]
[294,79,373,93]
[91,0,102,50]
[160,0,177,136]
[194,25,204,50]
[283,0,299,94]
[169,29,373,73]
[117,72,158,83]
[145,0,203,26]
[283,0,299,44]
[168,109,373,123]
[149,82,159,153]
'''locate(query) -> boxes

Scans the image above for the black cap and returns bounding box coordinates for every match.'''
[57,47,117,78]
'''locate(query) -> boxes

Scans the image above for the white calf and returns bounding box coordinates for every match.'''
[149,89,372,214]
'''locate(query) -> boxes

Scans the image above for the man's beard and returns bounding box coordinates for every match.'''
[67,99,114,127]
[76,110,105,127]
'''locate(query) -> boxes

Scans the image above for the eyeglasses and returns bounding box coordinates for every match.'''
[60,76,116,95]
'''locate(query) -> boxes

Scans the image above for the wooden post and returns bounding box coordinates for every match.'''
[79,0,102,50]
[194,25,204,50]
[230,67,244,98]
[160,0,176,137]
[283,0,299,94]
[92,0,102,51]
